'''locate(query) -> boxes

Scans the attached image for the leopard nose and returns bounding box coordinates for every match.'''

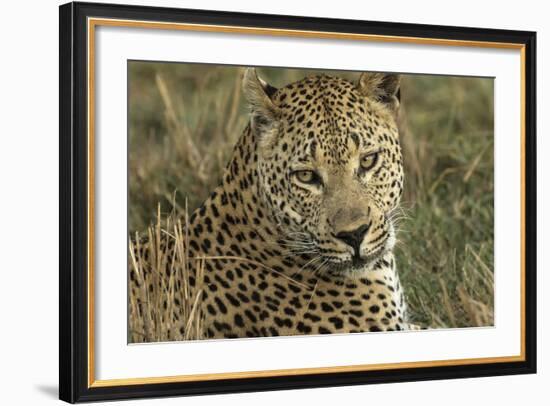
[335,224,370,255]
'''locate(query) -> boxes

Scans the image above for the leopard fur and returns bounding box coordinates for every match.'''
[130,68,413,339]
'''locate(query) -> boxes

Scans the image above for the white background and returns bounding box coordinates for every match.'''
[0,0,546,404]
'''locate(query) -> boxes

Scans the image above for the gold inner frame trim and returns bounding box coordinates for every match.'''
[87,17,527,388]
[90,355,524,388]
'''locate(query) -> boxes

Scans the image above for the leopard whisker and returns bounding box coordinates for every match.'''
[289,255,322,280]
[278,241,316,249]
[282,251,318,258]
[312,257,330,276]
[298,255,322,272]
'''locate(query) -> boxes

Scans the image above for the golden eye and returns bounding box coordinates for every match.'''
[360,152,379,171]
[294,170,320,185]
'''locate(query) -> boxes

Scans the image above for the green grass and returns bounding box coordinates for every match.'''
[129,62,494,331]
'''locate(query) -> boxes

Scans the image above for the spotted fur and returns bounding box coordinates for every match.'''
[131,69,415,339]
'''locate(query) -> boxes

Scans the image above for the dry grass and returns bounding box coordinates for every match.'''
[129,204,206,342]
[128,63,494,341]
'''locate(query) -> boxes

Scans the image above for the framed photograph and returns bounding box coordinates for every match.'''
[59,1,536,403]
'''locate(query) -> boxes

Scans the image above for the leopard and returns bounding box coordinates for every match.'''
[130,68,416,340]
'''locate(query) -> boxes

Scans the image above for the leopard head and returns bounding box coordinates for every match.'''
[243,68,403,277]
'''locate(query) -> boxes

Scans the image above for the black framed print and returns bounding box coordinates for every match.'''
[59,2,536,403]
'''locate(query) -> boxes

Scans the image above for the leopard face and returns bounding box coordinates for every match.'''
[244,70,404,277]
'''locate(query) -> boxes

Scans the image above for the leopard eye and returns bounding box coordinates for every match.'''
[293,170,321,185]
[360,152,379,172]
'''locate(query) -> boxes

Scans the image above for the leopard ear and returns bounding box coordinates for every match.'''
[357,72,401,111]
[242,68,280,137]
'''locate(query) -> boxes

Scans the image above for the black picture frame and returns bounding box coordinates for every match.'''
[59,1,537,403]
